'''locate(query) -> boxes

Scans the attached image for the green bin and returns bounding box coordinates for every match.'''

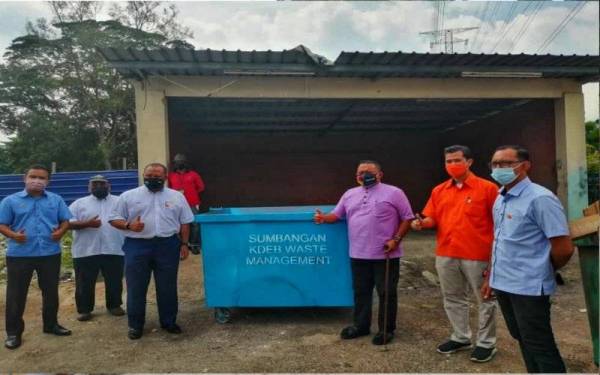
[579,244,599,366]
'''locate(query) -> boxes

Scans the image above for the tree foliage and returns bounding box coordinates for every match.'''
[0,1,192,173]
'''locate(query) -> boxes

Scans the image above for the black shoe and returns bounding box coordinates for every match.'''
[128,328,143,340]
[340,326,370,340]
[470,346,497,363]
[189,245,201,255]
[5,335,22,350]
[437,340,472,354]
[43,324,72,336]
[372,332,394,345]
[108,307,126,316]
[162,324,182,334]
[77,313,92,322]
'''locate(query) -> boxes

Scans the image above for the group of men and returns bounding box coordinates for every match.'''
[1,155,204,349]
[1,145,575,372]
[315,144,574,372]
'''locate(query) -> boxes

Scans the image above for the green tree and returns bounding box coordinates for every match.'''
[0,1,192,173]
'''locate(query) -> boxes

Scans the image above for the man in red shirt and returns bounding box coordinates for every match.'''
[412,145,499,363]
[168,154,205,253]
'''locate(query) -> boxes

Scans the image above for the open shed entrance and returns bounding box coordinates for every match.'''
[168,97,556,209]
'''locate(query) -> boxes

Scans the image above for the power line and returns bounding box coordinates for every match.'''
[489,1,521,53]
[420,26,479,53]
[470,1,490,52]
[507,1,544,54]
[536,1,586,53]
[473,0,501,53]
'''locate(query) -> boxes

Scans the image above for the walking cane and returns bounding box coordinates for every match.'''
[382,249,391,351]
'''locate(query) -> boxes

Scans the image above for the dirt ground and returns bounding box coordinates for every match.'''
[0,232,596,373]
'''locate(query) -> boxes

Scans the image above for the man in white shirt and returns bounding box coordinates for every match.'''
[69,175,126,322]
[109,163,194,340]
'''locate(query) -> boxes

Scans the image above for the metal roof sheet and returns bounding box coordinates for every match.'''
[97,47,600,82]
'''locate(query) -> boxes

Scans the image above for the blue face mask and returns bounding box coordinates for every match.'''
[491,167,518,186]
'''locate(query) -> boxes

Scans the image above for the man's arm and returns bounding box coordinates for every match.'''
[51,220,70,241]
[384,219,411,252]
[0,224,26,243]
[314,209,339,224]
[549,235,574,270]
[179,223,191,260]
[70,216,101,230]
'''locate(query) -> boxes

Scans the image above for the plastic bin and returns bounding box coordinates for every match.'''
[196,205,353,323]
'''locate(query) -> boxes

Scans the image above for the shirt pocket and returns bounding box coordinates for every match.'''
[374,200,397,219]
[502,208,526,237]
[464,196,490,220]
[40,200,59,221]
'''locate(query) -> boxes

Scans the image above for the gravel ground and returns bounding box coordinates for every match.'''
[0,232,596,373]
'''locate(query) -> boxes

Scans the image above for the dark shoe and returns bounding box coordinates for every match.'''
[162,324,182,334]
[437,340,472,354]
[77,313,92,322]
[470,346,497,363]
[108,307,126,316]
[128,328,143,340]
[340,326,370,340]
[5,335,22,350]
[372,332,394,345]
[189,245,201,255]
[43,324,72,336]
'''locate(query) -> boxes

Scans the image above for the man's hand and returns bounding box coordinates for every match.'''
[51,227,65,241]
[411,213,424,231]
[87,215,102,228]
[383,239,397,253]
[128,216,144,232]
[481,275,493,300]
[314,209,325,224]
[180,244,190,260]
[12,229,27,243]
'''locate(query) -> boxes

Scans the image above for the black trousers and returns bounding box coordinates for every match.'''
[351,257,400,333]
[190,206,201,248]
[5,254,61,336]
[73,254,124,314]
[494,289,566,373]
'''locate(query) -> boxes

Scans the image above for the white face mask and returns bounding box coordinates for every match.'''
[25,177,48,192]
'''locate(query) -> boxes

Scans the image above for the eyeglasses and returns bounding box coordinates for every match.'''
[488,160,522,169]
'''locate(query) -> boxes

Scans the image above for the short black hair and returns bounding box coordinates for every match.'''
[24,164,51,178]
[144,163,168,175]
[444,145,472,159]
[495,145,530,161]
[358,159,382,171]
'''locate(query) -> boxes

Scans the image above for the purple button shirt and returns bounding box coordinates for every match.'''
[332,182,414,259]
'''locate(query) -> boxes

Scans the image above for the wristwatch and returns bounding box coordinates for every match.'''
[392,235,403,242]
[125,222,130,230]
[181,242,191,247]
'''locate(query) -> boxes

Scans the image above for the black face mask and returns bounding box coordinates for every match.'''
[174,162,187,171]
[361,172,377,188]
[144,178,165,192]
[91,186,109,199]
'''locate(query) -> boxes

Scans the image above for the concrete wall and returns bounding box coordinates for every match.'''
[445,100,557,192]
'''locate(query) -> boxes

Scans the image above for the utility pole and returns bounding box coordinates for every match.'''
[420,27,478,53]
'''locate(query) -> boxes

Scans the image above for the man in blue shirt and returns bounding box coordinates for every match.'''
[481,145,574,373]
[0,165,72,350]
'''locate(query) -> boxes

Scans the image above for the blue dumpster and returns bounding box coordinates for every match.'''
[196,205,353,323]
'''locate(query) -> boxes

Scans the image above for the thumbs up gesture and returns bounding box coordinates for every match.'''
[51,226,65,241]
[12,229,27,243]
[128,215,145,232]
[87,215,102,228]
[314,209,325,224]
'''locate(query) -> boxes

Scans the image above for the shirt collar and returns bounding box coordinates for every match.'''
[18,189,47,198]
[499,176,531,197]
[444,172,477,189]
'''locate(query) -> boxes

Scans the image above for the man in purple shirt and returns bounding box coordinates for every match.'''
[314,160,413,345]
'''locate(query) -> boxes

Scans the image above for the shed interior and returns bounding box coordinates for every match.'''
[168,97,556,210]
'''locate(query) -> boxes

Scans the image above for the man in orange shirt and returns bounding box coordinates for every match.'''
[412,145,498,363]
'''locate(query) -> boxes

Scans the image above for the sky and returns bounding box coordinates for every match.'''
[0,0,598,136]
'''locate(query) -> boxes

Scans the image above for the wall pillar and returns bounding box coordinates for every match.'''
[555,92,588,219]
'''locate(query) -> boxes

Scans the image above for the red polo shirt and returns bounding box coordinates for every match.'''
[168,170,205,207]
[422,173,498,261]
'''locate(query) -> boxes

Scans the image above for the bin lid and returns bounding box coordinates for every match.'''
[195,205,338,223]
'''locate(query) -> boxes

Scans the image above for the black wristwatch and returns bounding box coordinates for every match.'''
[125,222,130,230]
[181,242,191,247]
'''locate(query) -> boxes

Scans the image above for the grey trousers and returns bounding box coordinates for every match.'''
[435,256,497,348]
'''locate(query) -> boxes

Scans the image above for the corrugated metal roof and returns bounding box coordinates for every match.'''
[97,47,600,82]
